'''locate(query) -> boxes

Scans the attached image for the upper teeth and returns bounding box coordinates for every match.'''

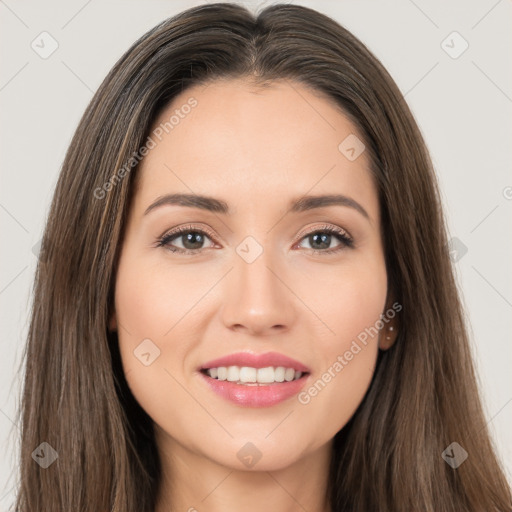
[206,366,303,384]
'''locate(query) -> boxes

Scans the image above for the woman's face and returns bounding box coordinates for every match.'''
[111,78,391,471]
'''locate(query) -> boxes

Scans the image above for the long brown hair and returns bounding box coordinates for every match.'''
[13,3,511,511]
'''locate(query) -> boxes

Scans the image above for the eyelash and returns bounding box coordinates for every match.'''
[156,223,354,256]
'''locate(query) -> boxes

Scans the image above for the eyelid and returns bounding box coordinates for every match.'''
[157,223,219,247]
[291,223,353,246]
[176,223,217,241]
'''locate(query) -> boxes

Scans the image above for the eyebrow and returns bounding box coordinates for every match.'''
[144,193,370,221]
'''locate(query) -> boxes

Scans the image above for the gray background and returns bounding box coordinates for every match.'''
[1,0,511,507]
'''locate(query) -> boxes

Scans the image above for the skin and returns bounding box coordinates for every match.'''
[110,78,398,512]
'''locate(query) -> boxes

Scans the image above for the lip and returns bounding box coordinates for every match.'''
[199,372,310,407]
[199,351,310,373]
[198,351,311,408]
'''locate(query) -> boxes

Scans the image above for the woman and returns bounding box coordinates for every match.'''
[14,3,512,511]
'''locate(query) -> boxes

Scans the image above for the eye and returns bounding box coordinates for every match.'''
[295,224,354,254]
[156,224,217,255]
[156,223,354,255]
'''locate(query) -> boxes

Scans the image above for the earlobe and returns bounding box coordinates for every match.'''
[379,321,398,350]
[378,297,400,350]
[108,311,117,332]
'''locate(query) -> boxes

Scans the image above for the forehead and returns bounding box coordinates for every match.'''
[134,78,378,224]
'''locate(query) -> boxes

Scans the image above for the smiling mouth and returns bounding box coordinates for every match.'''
[200,366,308,385]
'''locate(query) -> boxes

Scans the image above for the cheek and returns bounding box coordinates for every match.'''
[112,252,211,436]
[112,251,201,392]
[295,254,386,431]
[116,266,173,339]
[114,252,208,344]
[294,249,387,350]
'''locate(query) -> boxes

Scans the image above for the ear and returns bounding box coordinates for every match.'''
[108,309,117,332]
[378,298,400,350]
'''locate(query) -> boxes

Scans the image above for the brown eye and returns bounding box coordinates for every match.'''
[296,226,354,254]
[157,225,217,254]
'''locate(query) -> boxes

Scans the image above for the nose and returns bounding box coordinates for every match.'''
[220,244,297,336]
